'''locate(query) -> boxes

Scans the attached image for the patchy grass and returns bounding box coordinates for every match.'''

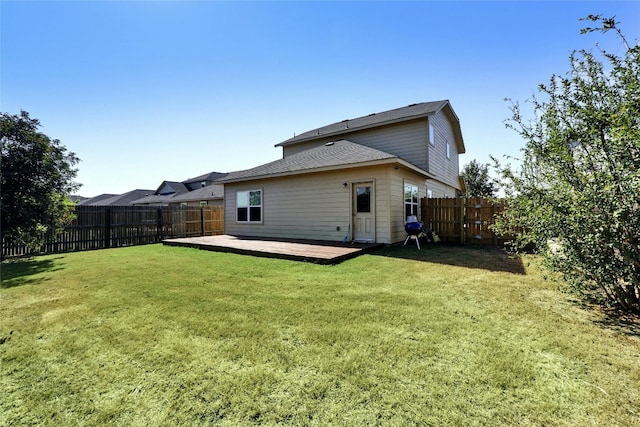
[1,244,639,426]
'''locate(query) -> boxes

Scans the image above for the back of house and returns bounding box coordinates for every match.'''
[219,101,465,244]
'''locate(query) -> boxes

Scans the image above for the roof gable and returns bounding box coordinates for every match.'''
[156,181,189,196]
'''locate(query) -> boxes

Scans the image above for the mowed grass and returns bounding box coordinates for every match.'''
[1,245,639,426]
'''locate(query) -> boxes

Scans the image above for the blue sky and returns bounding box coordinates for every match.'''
[2,1,639,197]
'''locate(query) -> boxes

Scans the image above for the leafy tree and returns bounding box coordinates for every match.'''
[1,111,80,253]
[493,16,640,313]
[461,159,498,198]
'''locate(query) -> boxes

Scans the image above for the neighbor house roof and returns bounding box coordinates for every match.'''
[132,192,187,205]
[277,100,465,155]
[218,139,435,184]
[182,171,228,185]
[84,189,155,206]
[169,184,224,203]
[130,180,191,205]
[70,195,88,204]
[156,181,190,195]
[77,194,118,206]
[130,194,170,205]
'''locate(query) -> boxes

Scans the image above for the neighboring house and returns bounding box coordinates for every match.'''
[131,172,228,206]
[132,181,190,206]
[171,171,228,207]
[75,171,228,208]
[168,184,225,207]
[218,100,466,244]
[182,172,228,191]
[78,189,154,206]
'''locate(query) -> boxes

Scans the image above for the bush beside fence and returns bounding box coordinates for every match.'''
[2,205,224,258]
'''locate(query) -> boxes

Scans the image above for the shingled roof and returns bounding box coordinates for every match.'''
[83,189,154,206]
[219,139,433,184]
[170,184,224,203]
[156,181,189,196]
[77,193,118,206]
[277,100,452,147]
[182,171,228,185]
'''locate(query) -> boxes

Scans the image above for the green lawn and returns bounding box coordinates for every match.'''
[1,244,639,426]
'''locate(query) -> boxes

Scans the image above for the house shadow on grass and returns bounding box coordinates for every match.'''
[0,257,63,289]
[372,244,527,275]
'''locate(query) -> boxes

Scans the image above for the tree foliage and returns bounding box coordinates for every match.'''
[493,16,640,313]
[461,159,498,198]
[1,111,80,252]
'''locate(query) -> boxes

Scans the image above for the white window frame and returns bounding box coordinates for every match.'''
[404,182,419,220]
[236,189,262,223]
[427,189,433,198]
[446,141,451,159]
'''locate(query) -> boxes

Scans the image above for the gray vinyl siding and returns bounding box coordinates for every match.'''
[283,115,462,194]
[427,110,461,190]
[283,120,429,172]
[224,164,429,244]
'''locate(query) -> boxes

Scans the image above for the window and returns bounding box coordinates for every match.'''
[356,186,371,213]
[404,183,419,219]
[446,141,451,159]
[236,190,262,223]
[199,201,207,207]
[427,189,433,198]
[429,124,435,146]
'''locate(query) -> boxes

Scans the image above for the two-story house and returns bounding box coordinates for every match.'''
[218,101,465,244]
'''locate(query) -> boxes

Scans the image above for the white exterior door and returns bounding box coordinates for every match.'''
[352,182,375,242]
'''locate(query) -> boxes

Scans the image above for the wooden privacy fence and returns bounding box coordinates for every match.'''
[421,197,511,245]
[2,205,224,258]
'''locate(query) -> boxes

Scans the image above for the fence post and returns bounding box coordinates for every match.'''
[157,208,163,241]
[105,208,111,249]
[459,198,465,244]
[200,207,205,236]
